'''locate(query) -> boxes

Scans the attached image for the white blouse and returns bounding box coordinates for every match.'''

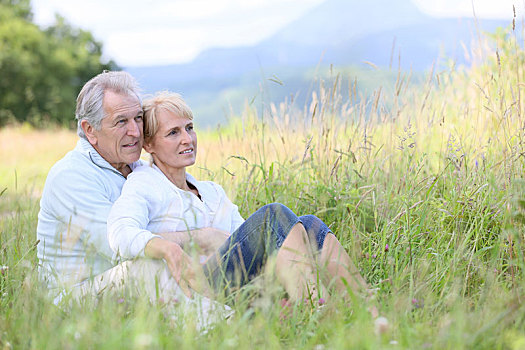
[107,164,245,259]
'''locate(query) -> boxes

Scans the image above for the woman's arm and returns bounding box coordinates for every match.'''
[108,172,228,258]
[107,181,161,259]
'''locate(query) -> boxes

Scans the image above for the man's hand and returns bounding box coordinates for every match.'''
[157,227,230,256]
[144,237,211,298]
[192,227,230,255]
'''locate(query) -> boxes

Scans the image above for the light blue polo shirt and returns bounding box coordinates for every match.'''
[36,138,143,291]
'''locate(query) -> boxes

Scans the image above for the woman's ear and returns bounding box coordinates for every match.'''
[81,120,97,145]
[143,141,154,154]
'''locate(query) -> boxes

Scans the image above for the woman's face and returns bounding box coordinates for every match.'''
[144,109,197,172]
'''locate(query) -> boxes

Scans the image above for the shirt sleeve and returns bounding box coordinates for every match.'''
[213,183,245,233]
[107,173,162,259]
[230,203,245,233]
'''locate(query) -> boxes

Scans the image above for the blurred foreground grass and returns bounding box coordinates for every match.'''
[1,28,525,349]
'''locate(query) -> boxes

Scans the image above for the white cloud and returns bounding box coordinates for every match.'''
[31,0,326,66]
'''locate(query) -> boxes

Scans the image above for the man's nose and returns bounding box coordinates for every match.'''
[127,119,141,137]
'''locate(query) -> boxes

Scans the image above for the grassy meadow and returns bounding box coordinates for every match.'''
[2,28,525,349]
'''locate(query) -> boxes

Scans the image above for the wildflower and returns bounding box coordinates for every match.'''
[318,298,326,306]
[0,265,8,276]
[385,244,389,252]
[279,298,293,321]
[117,297,125,304]
[280,298,291,308]
[411,298,424,309]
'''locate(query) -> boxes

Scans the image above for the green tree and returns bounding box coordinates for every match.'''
[0,0,32,19]
[0,1,117,127]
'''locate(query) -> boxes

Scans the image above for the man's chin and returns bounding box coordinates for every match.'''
[125,152,142,164]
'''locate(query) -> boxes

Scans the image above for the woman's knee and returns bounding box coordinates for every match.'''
[249,203,300,247]
[257,202,291,216]
[300,214,326,231]
[299,214,331,250]
[253,203,297,226]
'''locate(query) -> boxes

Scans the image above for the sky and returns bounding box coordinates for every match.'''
[31,0,524,67]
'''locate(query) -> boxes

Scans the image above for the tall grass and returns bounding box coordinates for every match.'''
[1,27,525,349]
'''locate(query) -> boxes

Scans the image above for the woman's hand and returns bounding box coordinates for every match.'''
[145,237,211,298]
[193,227,230,255]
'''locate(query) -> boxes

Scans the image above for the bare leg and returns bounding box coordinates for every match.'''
[275,223,327,302]
[320,233,369,298]
[321,233,383,321]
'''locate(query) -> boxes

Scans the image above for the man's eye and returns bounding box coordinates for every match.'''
[135,115,143,122]
[116,119,126,125]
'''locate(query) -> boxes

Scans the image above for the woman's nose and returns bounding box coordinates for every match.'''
[181,129,191,143]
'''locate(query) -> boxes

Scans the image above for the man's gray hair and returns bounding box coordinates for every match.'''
[76,71,142,139]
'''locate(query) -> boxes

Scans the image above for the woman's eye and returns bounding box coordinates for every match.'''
[187,125,194,131]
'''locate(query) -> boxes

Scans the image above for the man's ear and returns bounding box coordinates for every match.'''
[81,120,97,145]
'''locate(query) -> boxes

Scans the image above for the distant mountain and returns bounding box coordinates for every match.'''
[261,0,429,50]
[127,0,511,128]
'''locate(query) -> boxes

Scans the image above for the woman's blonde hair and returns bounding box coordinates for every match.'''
[142,91,193,143]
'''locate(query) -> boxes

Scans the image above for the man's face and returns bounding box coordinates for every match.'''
[83,90,143,174]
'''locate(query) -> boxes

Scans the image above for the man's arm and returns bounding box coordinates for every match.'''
[37,166,118,286]
[156,227,230,256]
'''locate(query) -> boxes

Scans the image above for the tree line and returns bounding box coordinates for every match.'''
[0,0,117,128]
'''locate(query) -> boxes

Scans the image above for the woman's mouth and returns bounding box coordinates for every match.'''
[179,148,193,154]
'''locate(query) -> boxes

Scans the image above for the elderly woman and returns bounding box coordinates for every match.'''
[107,91,370,305]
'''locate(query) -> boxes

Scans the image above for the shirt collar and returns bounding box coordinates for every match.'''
[150,164,200,191]
[76,138,143,174]
[186,173,220,207]
[149,164,221,206]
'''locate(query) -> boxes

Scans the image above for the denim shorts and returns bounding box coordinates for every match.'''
[203,203,331,293]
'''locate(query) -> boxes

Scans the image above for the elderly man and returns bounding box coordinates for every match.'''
[36,71,206,306]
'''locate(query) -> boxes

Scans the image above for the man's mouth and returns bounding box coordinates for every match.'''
[123,141,138,148]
